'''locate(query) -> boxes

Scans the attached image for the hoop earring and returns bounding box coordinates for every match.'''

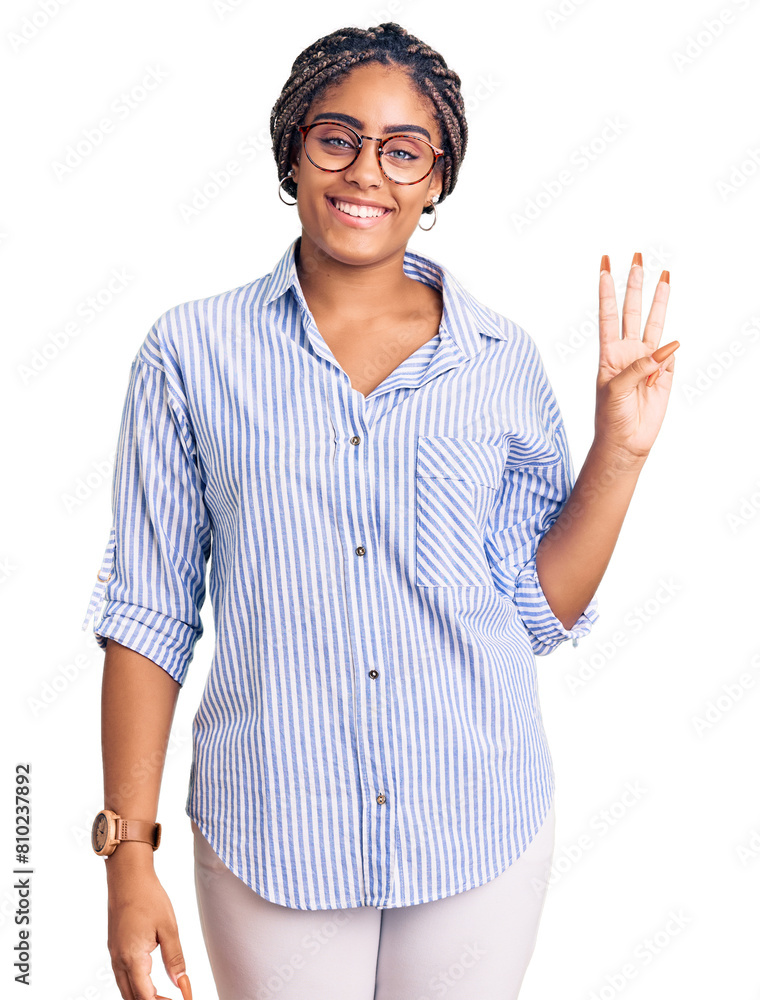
[418,201,437,231]
[278,169,297,206]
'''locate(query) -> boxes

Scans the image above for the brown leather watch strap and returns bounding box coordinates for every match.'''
[115,818,162,850]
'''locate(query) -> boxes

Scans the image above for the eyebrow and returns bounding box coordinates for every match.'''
[309,111,432,141]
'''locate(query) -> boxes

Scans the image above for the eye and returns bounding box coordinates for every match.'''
[321,135,354,149]
[383,137,425,162]
[309,124,359,151]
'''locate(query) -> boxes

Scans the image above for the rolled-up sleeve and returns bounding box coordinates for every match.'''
[81,347,212,686]
[486,337,599,656]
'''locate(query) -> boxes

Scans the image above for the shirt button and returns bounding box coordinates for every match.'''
[369,669,379,679]
[376,793,386,805]
[350,435,361,445]
[355,546,366,556]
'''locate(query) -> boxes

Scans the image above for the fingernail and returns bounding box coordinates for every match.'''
[651,339,679,363]
[660,270,670,284]
[178,973,193,1000]
[632,251,643,267]
[646,367,662,387]
[600,254,610,273]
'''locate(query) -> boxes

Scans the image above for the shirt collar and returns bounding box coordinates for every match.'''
[262,237,510,359]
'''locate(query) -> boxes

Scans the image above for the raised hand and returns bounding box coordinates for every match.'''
[594,252,679,463]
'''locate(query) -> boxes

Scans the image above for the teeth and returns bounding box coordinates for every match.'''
[332,199,387,219]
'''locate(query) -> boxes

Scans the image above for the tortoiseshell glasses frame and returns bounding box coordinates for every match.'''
[292,119,444,185]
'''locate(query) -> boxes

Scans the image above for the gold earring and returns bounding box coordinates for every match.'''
[418,200,437,231]
[278,168,297,206]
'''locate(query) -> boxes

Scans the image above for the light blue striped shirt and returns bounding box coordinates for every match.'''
[82,235,599,910]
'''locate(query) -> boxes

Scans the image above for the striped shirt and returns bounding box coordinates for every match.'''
[81,235,599,910]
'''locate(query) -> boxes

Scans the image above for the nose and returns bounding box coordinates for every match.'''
[342,137,385,188]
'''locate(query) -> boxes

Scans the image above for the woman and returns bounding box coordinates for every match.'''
[83,21,678,1000]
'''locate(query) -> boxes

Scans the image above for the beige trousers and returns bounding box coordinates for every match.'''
[191,801,555,1000]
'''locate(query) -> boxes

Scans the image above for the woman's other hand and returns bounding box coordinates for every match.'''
[106,850,192,1000]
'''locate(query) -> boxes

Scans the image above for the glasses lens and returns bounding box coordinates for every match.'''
[304,123,434,183]
[381,136,435,183]
[304,123,360,169]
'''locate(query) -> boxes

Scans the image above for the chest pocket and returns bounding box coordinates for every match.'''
[415,435,506,588]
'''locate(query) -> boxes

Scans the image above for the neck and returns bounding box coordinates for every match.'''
[294,232,419,322]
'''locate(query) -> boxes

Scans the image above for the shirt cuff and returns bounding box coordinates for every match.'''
[91,600,202,686]
[513,561,600,656]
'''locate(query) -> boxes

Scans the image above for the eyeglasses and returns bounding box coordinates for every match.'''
[293,119,444,185]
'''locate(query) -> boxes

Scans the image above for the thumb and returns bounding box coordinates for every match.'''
[158,929,191,997]
[609,353,661,394]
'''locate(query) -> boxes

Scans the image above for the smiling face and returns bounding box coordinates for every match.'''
[288,60,445,269]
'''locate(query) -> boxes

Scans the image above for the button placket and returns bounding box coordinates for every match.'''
[338,392,394,904]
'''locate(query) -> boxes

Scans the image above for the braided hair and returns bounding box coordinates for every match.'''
[270,22,468,214]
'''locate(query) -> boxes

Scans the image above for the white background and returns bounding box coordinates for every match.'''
[3,0,759,997]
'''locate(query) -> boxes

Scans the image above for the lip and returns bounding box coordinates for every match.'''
[326,196,393,228]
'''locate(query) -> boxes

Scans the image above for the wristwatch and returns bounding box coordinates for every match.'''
[91,809,162,857]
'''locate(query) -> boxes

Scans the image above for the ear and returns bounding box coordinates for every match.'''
[288,143,302,184]
[426,160,444,206]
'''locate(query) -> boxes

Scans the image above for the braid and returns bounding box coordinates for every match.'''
[269,23,468,213]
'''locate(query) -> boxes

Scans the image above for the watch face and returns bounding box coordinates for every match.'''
[92,813,109,853]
